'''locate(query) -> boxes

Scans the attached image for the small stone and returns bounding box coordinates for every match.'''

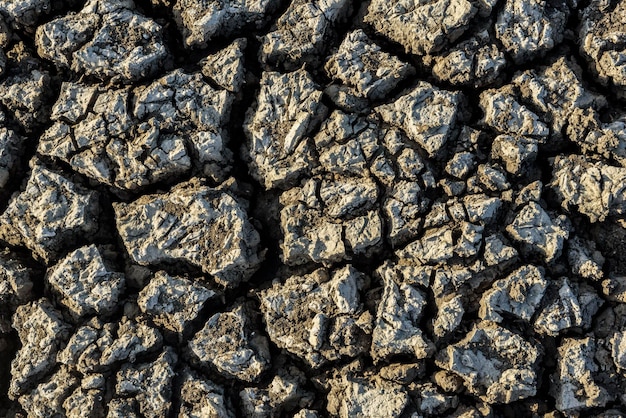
[239,368,313,417]
[115,348,177,418]
[178,367,235,418]
[471,164,511,192]
[243,69,327,189]
[428,27,506,88]
[479,87,549,137]
[36,0,169,83]
[0,55,53,132]
[0,126,24,189]
[434,370,465,394]
[261,0,352,70]
[567,236,605,281]
[201,38,247,93]
[579,0,626,94]
[0,0,54,32]
[411,382,459,416]
[436,321,541,404]
[63,385,104,418]
[491,135,541,176]
[114,179,262,287]
[18,365,78,417]
[371,263,434,362]
[279,197,346,266]
[384,180,430,246]
[446,152,476,179]
[552,338,611,413]
[533,278,603,336]
[495,0,568,64]
[326,374,410,418]
[46,245,125,319]
[0,249,35,313]
[137,271,215,337]
[188,303,271,382]
[344,211,383,256]
[479,265,547,323]
[364,0,476,55]
[293,410,320,418]
[379,363,424,385]
[506,201,570,263]
[9,299,71,399]
[107,398,141,418]
[259,266,371,368]
[325,29,415,107]
[0,161,99,264]
[513,56,606,140]
[173,0,279,48]
[433,294,465,338]
[376,82,461,156]
[100,318,163,366]
[550,154,626,223]
[483,234,519,268]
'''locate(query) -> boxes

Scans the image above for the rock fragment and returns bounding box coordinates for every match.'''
[57,317,162,372]
[201,38,247,94]
[371,263,434,362]
[188,303,271,382]
[99,317,163,366]
[512,56,606,141]
[364,0,476,56]
[426,26,506,88]
[567,236,605,281]
[46,245,125,319]
[0,123,24,190]
[173,0,280,48]
[325,29,414,111]
[115,348,177,418]
[550,154,626,222]
[436,321,541,404]
[580,0,626,94]
[261,0,352,70]
[137,271,215,337]
[0,249,35,313]
[411,382,459,415]
[179,368,235,418]
[326,374,410,418]
[506,201,570,263]
[433,294,465,338]
[36,0,169,83]
[0,0,55,32]
[495,0,568,64]
[0,161,99,264]
[17,365,79,417]
[533,278,603,336]
[490,134,542,176]
[114,179,262,287]
[39,68,233,190]
[479,87,549,137]
[259,266,372,368]
[552,338,611,413]
[239,368,313,417]
[0,46,54,131]
[376,82,461,156]
[479,265,547,323]
[9,299,71,399]
[243,69,327,190]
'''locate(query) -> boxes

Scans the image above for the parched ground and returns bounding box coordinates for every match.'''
[1,0,626,416]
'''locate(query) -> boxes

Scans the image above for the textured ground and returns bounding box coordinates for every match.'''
[1,0,626,417]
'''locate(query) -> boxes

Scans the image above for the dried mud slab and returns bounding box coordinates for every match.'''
[114,179,262,287]
[1,0,626,416]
